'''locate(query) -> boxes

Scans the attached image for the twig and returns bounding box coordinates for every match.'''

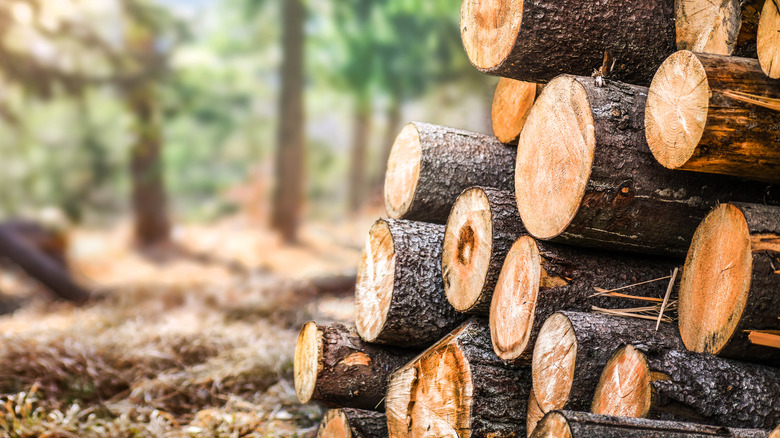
[590,274,672,298]
[592,306,674,323]
[720,90,780,111]
[656,267,678,331]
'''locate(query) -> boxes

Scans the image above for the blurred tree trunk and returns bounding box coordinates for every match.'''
[271,0,306,243]
[348,99,372,212]
[374,94,402,192]
[127,80,170,246]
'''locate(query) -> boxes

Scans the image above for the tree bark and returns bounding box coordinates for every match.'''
[386,318,531,438]
[592,344,780,429]
[676,0,764,58]
[271,0,305,243]
[349,100,372,212]
[646,51,780,184]
[678,202,780,365]
[490,235,678,364]
[384,122,515,224]
[294,322,418,410]
[355,219,467,347]
[460,0,676,85]
[443,187,526,315]
[318,409,388,438]
[532,312,684,419]
[515,74,778,257]
[491,78,542,144]
[0,225,89,303]
[532,410,771,438]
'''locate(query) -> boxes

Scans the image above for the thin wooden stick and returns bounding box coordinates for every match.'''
[747,330,780,349]
[720,90,780,111]
[589,275,672,298]
[656,267,679,331]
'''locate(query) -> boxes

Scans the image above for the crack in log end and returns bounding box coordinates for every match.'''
[591,345,652,419]
[532,313,578,414]
[460,0,524,70]
[385,124,422,219]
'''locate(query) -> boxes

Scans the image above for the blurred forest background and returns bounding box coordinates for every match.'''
[0,0,494,241]
[0,0,497,436]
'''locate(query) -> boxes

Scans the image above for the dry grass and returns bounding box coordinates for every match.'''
[0,217,365,437]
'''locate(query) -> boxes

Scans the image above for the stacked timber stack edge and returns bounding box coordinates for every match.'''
[294,0,780,436]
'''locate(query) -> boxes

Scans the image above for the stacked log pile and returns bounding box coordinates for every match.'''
[297,0,780,436]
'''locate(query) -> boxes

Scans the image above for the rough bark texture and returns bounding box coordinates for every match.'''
[318,409,388,438]
[630,344,780,428]
[270,0,305,242]
[387,318,531,437]
[396,122,515,224]
[463,0,676,85]
[0,225,90,303]
[375,220,467,347]
[508,239,677,364]
[444,187,526,315]
[544,76,777,256]
[534,312,684,414]
[305,323,418,410]
[705,203,779,364]
[533,410,771,438]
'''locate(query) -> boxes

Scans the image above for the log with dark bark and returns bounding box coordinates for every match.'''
[678,203,780,365]
[294,321,417,410]
[645,51,780,183]
[459,0,676,85]
[443,187,525,315]
[355,219,466,347]
[386,318,531,438]
[531,410,771,438]
[489,235,677,364]
[0,225,90,303]
[676,0,763,58]
[384,122,515,224]
[317,409,388,438]
[591,344,780,429]
[515,74,778,256]
[491,78,542,144]
[531,312,684,421]
[758,0,780,78]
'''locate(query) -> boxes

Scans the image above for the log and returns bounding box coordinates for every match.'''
[645,51,780,183]
[526,388,545,437]
[317,409,388,438]
[0,225,89,303]
[591,344,780,429]
[355,219,466,347]
[294,321,418,410]
[514,74,778,256]
[531,410,771,438]
[386,318,531,437]
[384,122,515,224]
[489,235,677,364]
[491,78,542,144]
[758,0,780,78]
[676,0,763,58]
[531,312,684,420]
[678,203,780,365]
[443,187,525,314]
[459,0,676,85]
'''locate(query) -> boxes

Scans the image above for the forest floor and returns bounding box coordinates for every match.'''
[0,212,378,437]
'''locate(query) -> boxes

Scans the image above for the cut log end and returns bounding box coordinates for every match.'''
[527,387,545,437]
[384,123,422,219]
[758,0,780,79]
[645,50,709,170]
[490,236,541,361]
[460,0,524,70]
[679,204,753,355]
[443,187,493,312]
[386,345,470,438]
[591,345,652,418]
[515,75,595,240]
[491,78,540,143]
[675,0,741,55]
[355,220,396,342]
[318,409,352,438]
[530,411,573,438]
[294,321,322,404]
[532,313,578,414]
